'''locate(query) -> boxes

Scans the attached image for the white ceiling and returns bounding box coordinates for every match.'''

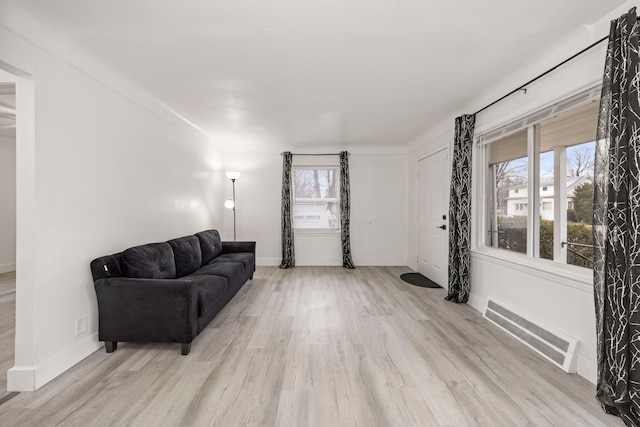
[0,0,628,152]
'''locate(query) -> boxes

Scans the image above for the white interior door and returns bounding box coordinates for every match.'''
[418,149,449,288]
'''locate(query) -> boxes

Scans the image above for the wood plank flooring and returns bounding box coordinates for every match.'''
[0,266,621,426]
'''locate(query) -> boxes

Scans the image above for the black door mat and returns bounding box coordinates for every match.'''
[400,273,442,288]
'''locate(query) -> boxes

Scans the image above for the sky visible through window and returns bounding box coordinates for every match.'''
[508,141,595,181]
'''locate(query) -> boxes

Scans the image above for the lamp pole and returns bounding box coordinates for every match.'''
[231,178,236,241]
[225,171,241,241]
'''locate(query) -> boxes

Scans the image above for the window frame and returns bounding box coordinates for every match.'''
[291,165,341,233]
[473,84,600,282]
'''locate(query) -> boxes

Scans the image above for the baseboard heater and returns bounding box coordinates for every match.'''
[483,298,578,373]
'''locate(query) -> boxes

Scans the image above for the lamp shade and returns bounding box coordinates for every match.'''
[224,199,235,209]
[225,171,241,180]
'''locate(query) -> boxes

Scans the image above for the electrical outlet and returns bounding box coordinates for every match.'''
[75,316,88,336]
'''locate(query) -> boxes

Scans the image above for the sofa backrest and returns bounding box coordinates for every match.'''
[196,230,223,264]
[90,230,224,282]
[168,235,203,277]
[122,242,176,279]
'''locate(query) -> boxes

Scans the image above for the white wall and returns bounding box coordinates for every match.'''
[0,135,16,273]
[0,10,409,391]
[224,152,408,267]
[0,25,226,390]
[408,1,636,384]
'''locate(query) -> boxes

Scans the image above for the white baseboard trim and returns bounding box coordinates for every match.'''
[295,257,343,266]
[256,258,281,266]
[7,366,35,391]
[35,332,102,389]
[467,293,484,313]
[577,353,597,385]
[256,257,408,267]
[0,262,16,274]
[353,257,408,266]
[8,332,102,391]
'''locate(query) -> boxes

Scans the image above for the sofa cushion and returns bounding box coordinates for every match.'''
[214,253,255,276]
[168,235,203,277]
[192,260,245,285]
[196,230,223,264]
[122,242,176,279]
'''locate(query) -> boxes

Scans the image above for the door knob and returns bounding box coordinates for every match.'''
[437,225,446,230]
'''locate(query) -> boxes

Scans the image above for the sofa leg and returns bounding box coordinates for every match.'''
[105,341,118,353]
[181,343,191,355]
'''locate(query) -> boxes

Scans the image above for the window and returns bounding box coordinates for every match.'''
[565,141,595,267]
[482,95,598,269]
[487,128,528,254]
[292,167,339,229]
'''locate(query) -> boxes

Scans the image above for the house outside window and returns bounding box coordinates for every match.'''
[292,167,340,229]
[481,93,598,268]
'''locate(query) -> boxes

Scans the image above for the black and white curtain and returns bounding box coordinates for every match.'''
[594,8,640,426]
[280,152,295,269]
[445,114,475,304]
[340,151,356,269]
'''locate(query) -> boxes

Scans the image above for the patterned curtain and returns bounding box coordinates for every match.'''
[279,152,295,269]
[340,151,356,269]
[594,8,640,426]
[445,114,475,304]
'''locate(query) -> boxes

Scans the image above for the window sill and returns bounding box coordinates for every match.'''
[471,246,593,293]
[294,228,341,235]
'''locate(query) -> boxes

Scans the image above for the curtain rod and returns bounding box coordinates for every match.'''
[473,35,609,116]
[280,152,349,156]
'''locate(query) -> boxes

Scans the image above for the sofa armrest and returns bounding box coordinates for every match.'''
[222,241,256,254]
[93,277,198,344]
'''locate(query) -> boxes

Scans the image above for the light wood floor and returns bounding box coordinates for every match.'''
[0,266,621,426]
[0,271,16,403]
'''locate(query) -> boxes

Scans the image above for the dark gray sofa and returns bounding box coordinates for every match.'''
[90,230,255,355]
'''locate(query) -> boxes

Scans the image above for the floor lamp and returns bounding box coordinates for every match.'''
[224,171,241,241]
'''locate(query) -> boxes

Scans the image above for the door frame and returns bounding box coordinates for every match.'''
[0,61,38,391]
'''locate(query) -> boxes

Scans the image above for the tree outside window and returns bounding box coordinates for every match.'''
[292,167,339,229]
